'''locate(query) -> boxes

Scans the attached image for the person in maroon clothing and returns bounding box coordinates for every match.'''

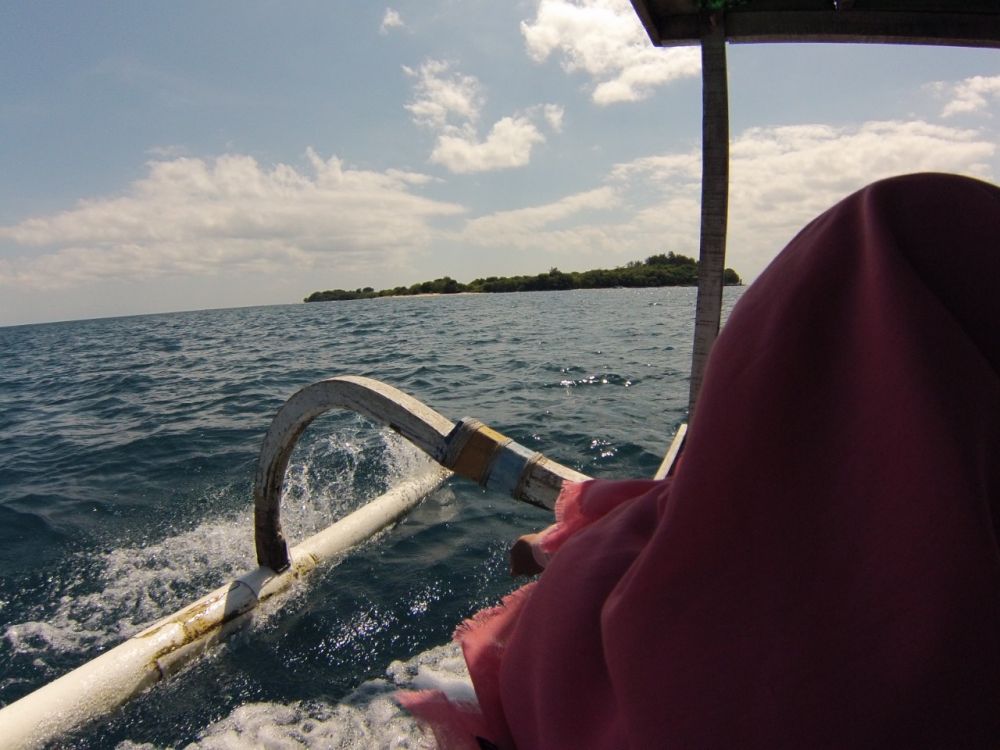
[401,173,1000,749]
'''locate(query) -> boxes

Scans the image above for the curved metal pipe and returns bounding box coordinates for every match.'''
[254,376,589,571]
[253,376,455,570]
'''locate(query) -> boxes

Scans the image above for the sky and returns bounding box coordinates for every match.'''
[1,1,999,327]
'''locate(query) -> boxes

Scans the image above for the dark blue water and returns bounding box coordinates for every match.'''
[0,288,740,747]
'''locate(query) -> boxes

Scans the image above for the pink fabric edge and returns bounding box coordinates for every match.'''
[537,479,591,554]
[396,689,488,750]
[396,583,539,750]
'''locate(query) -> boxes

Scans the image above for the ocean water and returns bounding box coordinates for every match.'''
[0,287,741,748]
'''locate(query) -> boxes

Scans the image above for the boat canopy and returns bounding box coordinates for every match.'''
[631,1,1000,49]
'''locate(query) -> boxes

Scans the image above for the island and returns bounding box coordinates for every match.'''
[304,252,741,302]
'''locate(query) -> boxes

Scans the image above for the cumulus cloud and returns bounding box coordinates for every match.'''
[725,120,993,245]
[431,117,545,174]
[463,119,996,278]
[465,186,620,237]
[0,151,463,290]
[521,0,700,105]
[404,59,484,130]
[543,103,565,132]
[460,187,627,268]
[380,8,404,34]
[404,59,557,173]
[932,75,1000,118]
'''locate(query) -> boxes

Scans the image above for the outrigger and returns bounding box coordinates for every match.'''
[1,1,998,746]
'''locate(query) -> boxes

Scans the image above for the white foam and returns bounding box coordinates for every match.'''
[6,426,455,746]
[3,514,255,662]
[279,427,438,540]
[4,429,439,671]
[116,643,474,750]
[171,698,432,750]
[408,665,478,706]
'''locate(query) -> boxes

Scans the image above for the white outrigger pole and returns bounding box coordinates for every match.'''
[0,376,587,749]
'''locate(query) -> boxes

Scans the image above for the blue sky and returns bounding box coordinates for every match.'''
[1,0,998,326]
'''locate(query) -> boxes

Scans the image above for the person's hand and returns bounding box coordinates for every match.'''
[510,532,547,577]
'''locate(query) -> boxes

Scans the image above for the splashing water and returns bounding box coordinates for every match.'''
[2,428,435,679]
[117,644,473,750]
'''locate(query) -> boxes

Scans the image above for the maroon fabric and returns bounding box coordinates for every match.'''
[403,173,1000,748]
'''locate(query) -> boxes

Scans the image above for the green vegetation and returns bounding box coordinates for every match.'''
[303,252,742,303]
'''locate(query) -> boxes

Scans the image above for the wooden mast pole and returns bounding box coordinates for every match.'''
[688,12,730,419]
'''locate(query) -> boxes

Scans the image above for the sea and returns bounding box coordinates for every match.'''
[0,287,742,748]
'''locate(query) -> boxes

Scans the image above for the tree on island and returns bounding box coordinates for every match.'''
[303,252,742,302]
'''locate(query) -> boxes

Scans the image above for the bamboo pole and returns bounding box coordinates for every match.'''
[688,13,730,419]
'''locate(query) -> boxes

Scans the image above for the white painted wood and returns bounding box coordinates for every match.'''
[654,423,688,480]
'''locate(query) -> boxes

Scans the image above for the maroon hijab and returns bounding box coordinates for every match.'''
[402,173,1000,748]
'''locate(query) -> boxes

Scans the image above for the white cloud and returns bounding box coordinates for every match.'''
[610,152,700,184]
[380,8,404,34]
[404,59,552,174]
[0,150,464,290]
[460,186,628,267]
[725,120,994,270]
[430,117,545,173]
[521,0,700,105]
[932,75,1000,118]
[462,118,996,279]
[465,186,620,237]
[404,59,483,130]
[543,103,565,133]
[652,120,994,277]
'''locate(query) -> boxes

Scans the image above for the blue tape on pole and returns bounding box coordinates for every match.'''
[485,440,536,495]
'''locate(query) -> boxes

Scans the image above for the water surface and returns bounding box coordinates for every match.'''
[0,287,741,747]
